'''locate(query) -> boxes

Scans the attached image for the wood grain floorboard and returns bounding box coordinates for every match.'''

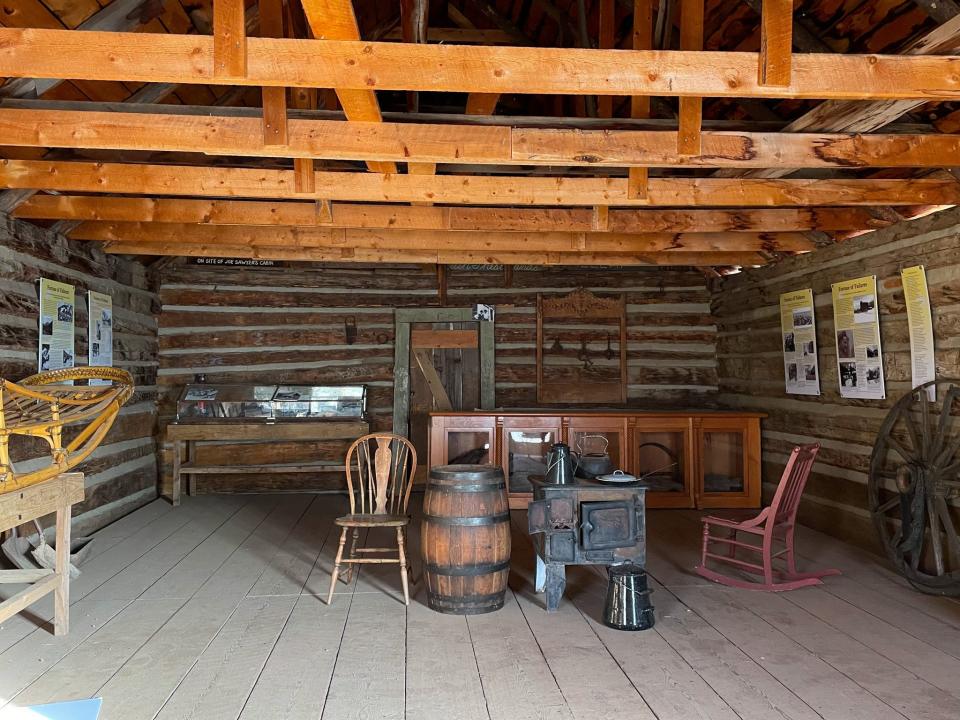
[2,496,959,720]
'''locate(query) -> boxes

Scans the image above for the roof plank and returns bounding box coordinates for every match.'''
[3,30,960,99]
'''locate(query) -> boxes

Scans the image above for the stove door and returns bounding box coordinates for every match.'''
[527,497,575,534]
[580,500,637,551]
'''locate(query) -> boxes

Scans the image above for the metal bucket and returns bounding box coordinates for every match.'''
[602,564,655,631]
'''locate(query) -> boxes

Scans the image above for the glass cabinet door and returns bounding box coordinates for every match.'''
[501,417,561,495]
[631,419,693,508]
[698,418,760,508]
[446,429,494,465]
[702,431,744,493]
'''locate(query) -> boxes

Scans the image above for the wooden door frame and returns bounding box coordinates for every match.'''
[393,308,495,437]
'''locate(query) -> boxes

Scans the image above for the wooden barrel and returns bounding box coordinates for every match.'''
[421,464,511,614]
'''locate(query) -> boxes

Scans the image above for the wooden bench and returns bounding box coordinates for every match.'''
[0,472,84,636]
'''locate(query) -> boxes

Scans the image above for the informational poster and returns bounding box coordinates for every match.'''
[902,265,936,401]
[38,278,76,373]
[779,288,820,395]
[88,290,114,384]
[832,275,885,400]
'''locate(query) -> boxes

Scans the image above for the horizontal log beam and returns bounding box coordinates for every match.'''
[0,99,937,134]
[95,242,769,266]
[2,29,960,100]
[13,195,893,232]
[3,108,960,169]
[68,222,816,252]
[2,160,956,207]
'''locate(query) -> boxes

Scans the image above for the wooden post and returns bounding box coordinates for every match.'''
[54,504,71,635]
[171,438,182,506]
[213,0,247,79]
[629,0,653,198]
[678,0,704,155]
[759,0,793,87]
[260,0,288,145]
[598,0,615,119]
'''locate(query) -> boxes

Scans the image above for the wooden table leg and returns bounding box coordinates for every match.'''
[171,439,182,506]
[545,563,566,612]
[54,504,71,636]
[187,440,196,497]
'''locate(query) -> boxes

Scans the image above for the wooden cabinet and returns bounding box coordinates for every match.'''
[629,416,695,508]
[429,411,764,510]
[500,415,562,499]
[694,415,761,509]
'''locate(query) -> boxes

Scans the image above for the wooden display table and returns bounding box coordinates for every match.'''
[429,410,765,509]
[0,472,84,636]
[167,421,369,505]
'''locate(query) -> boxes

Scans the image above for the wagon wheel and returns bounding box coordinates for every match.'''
[869,379,960,595]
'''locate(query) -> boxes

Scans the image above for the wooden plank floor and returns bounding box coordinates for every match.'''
[2,494,960,720]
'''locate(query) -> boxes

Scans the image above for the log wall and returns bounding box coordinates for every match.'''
[712,206,960,551]
[157,262,718,494]
[0,213,159,533]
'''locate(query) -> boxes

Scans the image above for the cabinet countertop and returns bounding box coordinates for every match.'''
[429,409,766,418]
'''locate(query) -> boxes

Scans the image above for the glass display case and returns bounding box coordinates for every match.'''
[175,384,367,422]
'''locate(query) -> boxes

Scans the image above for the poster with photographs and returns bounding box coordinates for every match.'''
[901,265,936,402]
[832,275,885,400]
[88,290,114,385]
[38,278,75,373]
[779,288,820,395]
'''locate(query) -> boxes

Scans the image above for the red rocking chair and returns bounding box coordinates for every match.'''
[695,443,840,591]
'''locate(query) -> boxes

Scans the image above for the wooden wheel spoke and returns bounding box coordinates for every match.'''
[900,405,924,462]
[936,497,960,557]
[886,433,917,466]
[920,390,932,462]
[927,494,946,577]
[874,495,900,515]
[932,385,960,460]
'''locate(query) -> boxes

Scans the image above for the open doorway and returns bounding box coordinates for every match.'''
[407,321,481,468]
[392,308,495,478]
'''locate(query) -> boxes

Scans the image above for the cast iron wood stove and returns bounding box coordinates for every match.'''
[527,476,647,611]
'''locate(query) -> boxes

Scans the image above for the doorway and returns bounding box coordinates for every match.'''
[392,308,495,470]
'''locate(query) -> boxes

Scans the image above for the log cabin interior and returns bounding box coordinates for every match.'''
[4,0,960,717]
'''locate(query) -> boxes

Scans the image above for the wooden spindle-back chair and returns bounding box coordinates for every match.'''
[327,433,417,605]
[695,443,840,591]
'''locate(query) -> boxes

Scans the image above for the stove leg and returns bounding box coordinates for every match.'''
[545,563,566,612]
[535,555,546,593]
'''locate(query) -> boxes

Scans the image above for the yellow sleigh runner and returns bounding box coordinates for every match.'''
[0,367,134,493]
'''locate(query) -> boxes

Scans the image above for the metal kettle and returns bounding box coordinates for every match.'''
[576,435,615,479]
[544,442,576,485]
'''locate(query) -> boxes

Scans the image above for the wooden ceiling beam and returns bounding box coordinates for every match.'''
[67,221,816,253]
[2,160,956,207]
[13,196,892,233]
[5,108,960,169]
[299,0,397,174]
[5,29,960,100]
[93,242,770,267]
[0,99,938,134]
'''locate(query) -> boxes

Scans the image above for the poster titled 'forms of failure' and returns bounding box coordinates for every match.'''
[779,288,820,396]
[38,278,75,373]
[832,275,885,400]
